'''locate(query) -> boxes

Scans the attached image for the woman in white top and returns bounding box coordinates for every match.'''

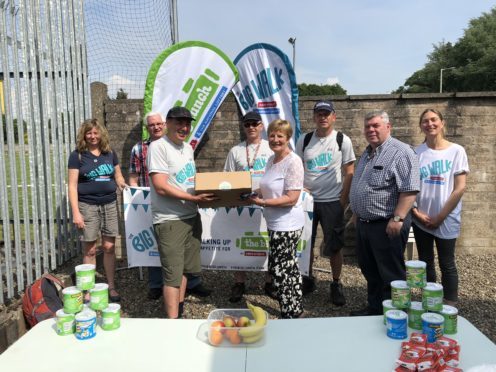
[412,109,469,306]
[250,119,305,318]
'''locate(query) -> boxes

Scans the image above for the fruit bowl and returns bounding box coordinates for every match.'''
[206,308,268,347]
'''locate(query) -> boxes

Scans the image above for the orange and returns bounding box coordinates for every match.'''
[209,330,223,346]
[228,331,241,345]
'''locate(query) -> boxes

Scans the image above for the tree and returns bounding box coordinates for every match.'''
[298,83,347,96]
[115,88,128,99]
[395,7,496,93]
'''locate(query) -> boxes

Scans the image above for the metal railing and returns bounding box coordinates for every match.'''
[0,0,89,304]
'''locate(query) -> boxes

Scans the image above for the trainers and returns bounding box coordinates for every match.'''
[229,283,245,303]
[147,287,162,300]
[264,282,277,300]
[302,276,316,295]
[186,283,212,297]
[330,281,346,306]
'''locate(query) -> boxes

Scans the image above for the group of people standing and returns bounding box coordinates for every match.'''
[68,101,468,320]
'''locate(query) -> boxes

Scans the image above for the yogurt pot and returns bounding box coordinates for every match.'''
[62,286,83,314]
[75,309,97,340]
[422,283,444,311]
[75,264,96,290]
[90,283,109,311]
[382,299,397,325]
[439,305,458,335]
[421,312,444,343]
[406,260,427,288]
[385,310,408,340]
[391,280,411,308]
[101,303,121,331]
[56,309,75,336]
[408,301,425,330]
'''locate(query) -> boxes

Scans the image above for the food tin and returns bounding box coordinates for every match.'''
[75,309,97,340]
[75,264,96,290]
[56,309,75,336]
[422,283,444,311]
[439,305,458,334]
[386,310,408,340]
[90,283,109,311]
[382,299,397,325]
[406,260,427,288]
[421,312,444,342]
[101,303,121,331]
[408,301,425,330]
[62,286,83,314]
[391,280,411,308]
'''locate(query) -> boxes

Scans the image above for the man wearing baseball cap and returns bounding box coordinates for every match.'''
[147,106,216,318]
[295,100,356,306]
[223,111,276,303]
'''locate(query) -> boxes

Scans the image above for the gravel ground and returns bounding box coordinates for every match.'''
[3,251,495,344]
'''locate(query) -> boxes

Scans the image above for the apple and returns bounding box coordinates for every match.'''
[222,315,237,328]
[210,320,225,333]
[237,316,251,327]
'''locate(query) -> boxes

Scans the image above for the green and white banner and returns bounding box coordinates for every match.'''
[143,41,238,148]
[124,187,312,275]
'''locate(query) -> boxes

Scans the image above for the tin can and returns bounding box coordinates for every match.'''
[408,301,425,330]
[386,310,408,340]
[90,283,109,311]
[75,309,97,340]
[62,286,83,314]
[56,309,75,336]
[406,260,427,288]
[421,312,444,342]
[439,305,458,334]
[422,283,444,311]
[391,280,411,308]
[101,303,121,331]
[382,299,397,325]
[75,264,96,290]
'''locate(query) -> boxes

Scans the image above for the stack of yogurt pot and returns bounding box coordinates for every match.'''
[56,264,121,339]
[383,260,458,342]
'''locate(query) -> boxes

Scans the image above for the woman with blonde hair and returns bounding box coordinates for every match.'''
[250,119,305,318]
[412,109,469,306]
[68,119,126,302]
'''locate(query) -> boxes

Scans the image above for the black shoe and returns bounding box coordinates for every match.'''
[229,283,245,303]
[349,307,382,317]
[264,282,277,300]
[302,276,316,295]
[109,288,121,302]
[330,281,346,306]
[147,287,162,300]
[186,283,212,297]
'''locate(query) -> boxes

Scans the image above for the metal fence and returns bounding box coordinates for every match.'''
[0,0,89,304]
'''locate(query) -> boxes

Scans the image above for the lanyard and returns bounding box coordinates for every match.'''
[246,141,261,170]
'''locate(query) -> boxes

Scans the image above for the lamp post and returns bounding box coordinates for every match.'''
[439,67,455,93]
[288,37,296,70]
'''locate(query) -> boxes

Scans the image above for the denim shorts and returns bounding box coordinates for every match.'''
[78,200,119,242]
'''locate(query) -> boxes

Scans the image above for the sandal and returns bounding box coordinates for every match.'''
[109,287,121,302]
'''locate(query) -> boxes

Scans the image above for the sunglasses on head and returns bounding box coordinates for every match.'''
[243,121,260,128]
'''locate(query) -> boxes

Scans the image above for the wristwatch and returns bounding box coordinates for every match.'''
[392,216,404,222]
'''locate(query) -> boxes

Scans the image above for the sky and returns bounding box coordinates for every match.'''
[178,0,495,95]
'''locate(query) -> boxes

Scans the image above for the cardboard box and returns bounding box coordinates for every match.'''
[195,171,252,208]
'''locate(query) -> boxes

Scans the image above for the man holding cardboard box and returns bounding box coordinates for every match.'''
[147,106,216,318]
[223,111,276,303]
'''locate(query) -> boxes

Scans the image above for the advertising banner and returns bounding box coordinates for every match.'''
[124,188,313,276]
[143,41,238,149]
[232,43,301,148]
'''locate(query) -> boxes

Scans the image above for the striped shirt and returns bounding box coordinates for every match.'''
[350,136,420,220]
[129,140,150,187]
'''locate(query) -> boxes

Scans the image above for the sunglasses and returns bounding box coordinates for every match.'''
[243,121,261,128]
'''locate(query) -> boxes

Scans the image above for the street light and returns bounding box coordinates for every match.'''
[439,67,455,93]
[288,37,296,70]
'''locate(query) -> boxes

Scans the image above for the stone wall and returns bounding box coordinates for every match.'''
[97,85,496,255]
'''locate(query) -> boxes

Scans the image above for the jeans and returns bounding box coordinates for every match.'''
[412,223,458,302]
[147,267,201,290]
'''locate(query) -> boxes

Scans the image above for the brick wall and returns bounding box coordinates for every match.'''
[97,86,496,255]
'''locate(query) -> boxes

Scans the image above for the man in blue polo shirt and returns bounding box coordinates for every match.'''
[350,110,419,316]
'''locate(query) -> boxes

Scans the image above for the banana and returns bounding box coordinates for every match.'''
[239,302,267,339]
[247,302,267,326]
[242,332,264,344]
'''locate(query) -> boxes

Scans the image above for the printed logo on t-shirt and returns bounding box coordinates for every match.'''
[306,152,332,173]
[420,159,452,185]
[175,161,196,186]
[244,157,268,178]
[85,164,114,182]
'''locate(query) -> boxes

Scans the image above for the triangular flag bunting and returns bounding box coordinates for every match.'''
[248,207,256,217]
[224,207,231,213]
[143,204,149,212]
[236,207,244,216]
[132,204,139,211]
[307,211,314,220]
[142,190,150,200]
[130,188,138,196]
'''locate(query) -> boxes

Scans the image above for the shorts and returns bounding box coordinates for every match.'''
[312,200,345,256]
[153,214,202,287]
[78,200,119,242]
